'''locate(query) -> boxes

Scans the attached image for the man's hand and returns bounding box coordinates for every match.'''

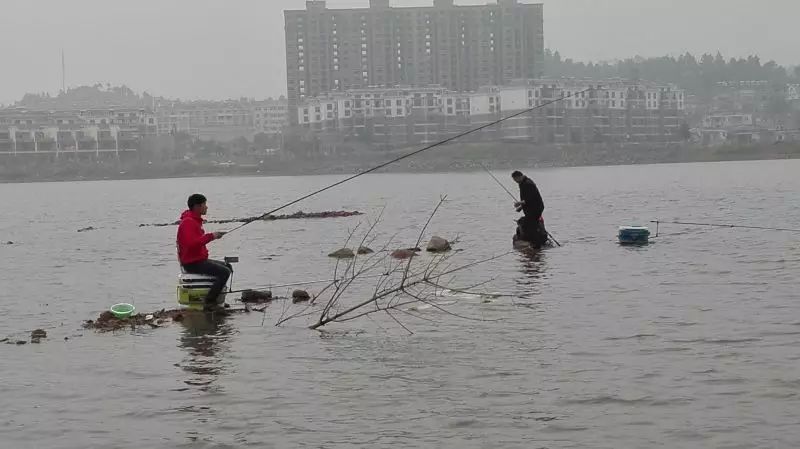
[214,231,227,240]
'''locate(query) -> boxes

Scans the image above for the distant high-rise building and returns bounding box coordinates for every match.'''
[284,0,544,124]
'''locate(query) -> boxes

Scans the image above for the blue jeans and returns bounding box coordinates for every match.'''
[182,259,232,304]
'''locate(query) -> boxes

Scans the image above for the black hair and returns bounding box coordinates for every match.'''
[187,193,207,210]
[511,170,523,178]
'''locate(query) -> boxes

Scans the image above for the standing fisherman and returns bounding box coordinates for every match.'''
[511,171,549,248]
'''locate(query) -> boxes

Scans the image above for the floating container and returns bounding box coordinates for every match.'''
[110,303,135,319]
[618,226,650,245]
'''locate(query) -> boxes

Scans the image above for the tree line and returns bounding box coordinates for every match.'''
[544,50,798,98]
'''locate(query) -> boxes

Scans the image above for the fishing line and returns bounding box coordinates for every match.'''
[224,88,594,236]
[478,162,562,246]
[650,220,800,233]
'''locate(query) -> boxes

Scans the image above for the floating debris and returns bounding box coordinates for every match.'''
[84,309,186,332]
[83,307,256,332]
[31,329,47,339]
[138,210,363,227]
[4,241,13,245]
[77,226,97,233]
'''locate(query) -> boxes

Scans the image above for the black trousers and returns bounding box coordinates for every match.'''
[182,259,232,304]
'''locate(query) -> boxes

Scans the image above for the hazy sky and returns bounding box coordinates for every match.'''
[1,0,796,105]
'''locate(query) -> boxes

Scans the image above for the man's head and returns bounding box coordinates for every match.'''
[511,170,524,184]
[187,193,208,215]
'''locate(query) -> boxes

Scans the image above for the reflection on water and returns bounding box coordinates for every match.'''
[178,312,235,392]
[514,249,547,297]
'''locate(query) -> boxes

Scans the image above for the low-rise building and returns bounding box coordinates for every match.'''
[294,78,687,147]
[0,107,156,154]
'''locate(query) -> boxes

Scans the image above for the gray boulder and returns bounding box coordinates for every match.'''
[426,236,451,252]
[328,248,355,259]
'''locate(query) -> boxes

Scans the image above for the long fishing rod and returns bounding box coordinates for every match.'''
[478,162,562,247]
[225,88,593,235]
[225,273,392,296]
[479,162,518,201]
[651,220,800,233]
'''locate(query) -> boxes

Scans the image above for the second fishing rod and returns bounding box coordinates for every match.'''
[224,88,593,236]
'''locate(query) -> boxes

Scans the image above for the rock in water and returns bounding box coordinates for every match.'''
[292,289,311,303]
[31,329,47,339]
[241,290,273,303]
[328,248,355,259]
[391,249,417,260]
[426,236,451,252]
[357,246,374,254]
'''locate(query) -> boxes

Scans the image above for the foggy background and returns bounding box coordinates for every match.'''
[0,0,796,104]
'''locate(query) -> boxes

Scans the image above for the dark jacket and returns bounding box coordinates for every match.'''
[518,176,544,219]
[176,210,216,265]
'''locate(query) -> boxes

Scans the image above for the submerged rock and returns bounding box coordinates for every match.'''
[426,236,451,252]
[77,226,96,233]
[292,289,311,303]
[241,290,273,303]
[328,248,355,259]
[357,246,374,254]
[31,329,47,339]
[4,241,12,245]
[391,249,417,260]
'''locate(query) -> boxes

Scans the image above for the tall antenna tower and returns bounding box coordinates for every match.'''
[61,49,66,93]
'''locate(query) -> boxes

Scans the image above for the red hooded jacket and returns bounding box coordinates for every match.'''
[176,210,215,265]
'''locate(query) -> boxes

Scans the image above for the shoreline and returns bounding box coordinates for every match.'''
[1,143,799,184]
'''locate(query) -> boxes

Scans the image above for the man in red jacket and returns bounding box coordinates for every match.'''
[177,193,230,310]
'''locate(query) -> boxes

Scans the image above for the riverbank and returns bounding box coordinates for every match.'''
[2,142,799,183]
